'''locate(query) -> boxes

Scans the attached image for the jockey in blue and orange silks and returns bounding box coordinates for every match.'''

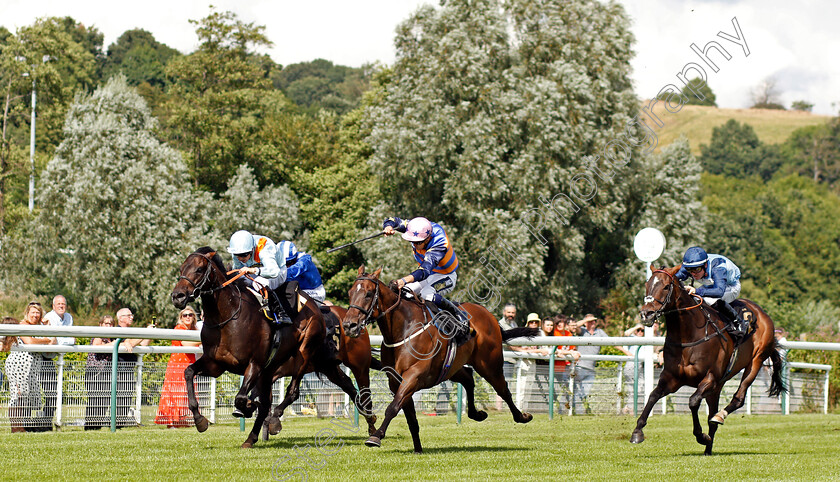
[383,216,469,337]
[675,246,749,341]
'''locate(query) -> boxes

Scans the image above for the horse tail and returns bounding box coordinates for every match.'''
[502,327,541,342]
[767,342,788,397]
[370,357,384,371]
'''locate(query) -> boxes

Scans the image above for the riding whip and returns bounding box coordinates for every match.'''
[326,232,386,253]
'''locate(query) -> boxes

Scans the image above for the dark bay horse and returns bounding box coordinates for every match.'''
[632,265,786,455]
[171,247,325,448]
[264,304,380,437]
[342,266,537,453]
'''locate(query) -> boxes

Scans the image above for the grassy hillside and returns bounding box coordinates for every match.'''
[646,103,830,154]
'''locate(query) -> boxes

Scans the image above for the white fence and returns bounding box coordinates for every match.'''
[0,326,836,431]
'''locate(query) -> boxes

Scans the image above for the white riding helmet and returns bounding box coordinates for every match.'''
[227,230,255,255]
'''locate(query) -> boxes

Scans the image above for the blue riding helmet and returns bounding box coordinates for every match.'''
[682,246,708,269]
[278,240,299,264]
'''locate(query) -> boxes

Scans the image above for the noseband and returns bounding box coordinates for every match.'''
[347,276,383,330]
[644,269,702,320]
[177,252,242,328]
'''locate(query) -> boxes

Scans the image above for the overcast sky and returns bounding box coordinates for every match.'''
[2,0,838,115]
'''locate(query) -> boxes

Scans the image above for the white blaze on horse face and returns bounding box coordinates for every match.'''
[356,284,362,293]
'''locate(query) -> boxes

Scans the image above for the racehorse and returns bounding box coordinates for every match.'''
[632,265,786,455]
[171,247,326,448]
[263,304,380,437]
[342,266,537,453]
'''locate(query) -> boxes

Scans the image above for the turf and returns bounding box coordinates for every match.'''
[1,413,838,481]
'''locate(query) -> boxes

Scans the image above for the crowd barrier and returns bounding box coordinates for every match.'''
[0,326,835,432]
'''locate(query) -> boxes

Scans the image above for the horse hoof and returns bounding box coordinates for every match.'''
[630,431,645,444]
[195,416,210,433]
[267,417,282,435]
[365,436,382,448]
[241,442,253,449]
[517,412,533,424]
[710,415,725,425]
[232,408,245,418]
[469,410,488,422]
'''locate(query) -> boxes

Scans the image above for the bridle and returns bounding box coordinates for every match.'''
[643,269,702,320]
[177,252,243,328]
[346,275,400,332]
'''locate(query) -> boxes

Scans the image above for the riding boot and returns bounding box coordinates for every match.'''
[436,297,472,344]
[718,300,748,343]
[267,290,292,326]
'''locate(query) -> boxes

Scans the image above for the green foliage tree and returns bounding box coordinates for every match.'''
[0,18,97,233]
[784,117,840,187]
[657,78,716,107]
[3,76,212,319]
[363,0,646,314]
[699,119,788,180]
[272,59,370,115]
[163,8,278,192]
[703,173,840,311]
[791,100,814,112]
[102,29,181,88]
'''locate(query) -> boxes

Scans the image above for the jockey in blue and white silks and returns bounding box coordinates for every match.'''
[383,216,469,341]
[228,230,291,324]
[277,240,326,304]
[675,246,748,340]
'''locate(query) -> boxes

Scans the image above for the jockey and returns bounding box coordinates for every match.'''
[675,246,749,341]
[227,230,292,325]
[277,240,327,304]
[383,216,469,338]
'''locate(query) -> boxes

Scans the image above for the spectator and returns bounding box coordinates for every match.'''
[573,313,608,415]
[495,303,522,410]
[114,308,151,427]
[155,306,202,428]
[518,313,543,410]
[552,315,580,412]
[41,295,75,430]
[5,302,55,432]
[85,315,117,430]
[619,323,646,414]
[774,328,788,362]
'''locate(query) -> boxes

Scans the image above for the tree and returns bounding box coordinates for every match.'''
[657,78,716,107]
[751,77,785,110]
[363,0,646,314]
[0,18,97,233]
[791,100,814,112]
[784,117,840,187]
[272,59,371,115]
[101,29,181,88]
[4,76,213,319]
[163,8,278,192]
[699,119,787,180]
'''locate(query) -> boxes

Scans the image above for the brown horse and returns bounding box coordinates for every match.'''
[263,304,380,437]
[342,266,537,453]
[632,265,786,455]
[171,247,325,448]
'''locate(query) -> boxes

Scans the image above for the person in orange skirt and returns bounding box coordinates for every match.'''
[154,306,201,428]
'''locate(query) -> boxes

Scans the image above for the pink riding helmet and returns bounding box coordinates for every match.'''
[401,217,433,242]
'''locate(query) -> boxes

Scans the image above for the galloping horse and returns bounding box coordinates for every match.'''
[264,304,380,437]
[343,266,537,453]
[632,265,786,455]
[171,247,325,448]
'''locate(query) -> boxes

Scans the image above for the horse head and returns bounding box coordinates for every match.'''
[343,265,384,338]
[171,247,227,309]
[639,265,683,326]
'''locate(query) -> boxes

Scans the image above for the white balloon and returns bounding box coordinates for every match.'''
[634,228,666,262]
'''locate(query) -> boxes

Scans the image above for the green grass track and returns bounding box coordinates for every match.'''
[1,413,838,481]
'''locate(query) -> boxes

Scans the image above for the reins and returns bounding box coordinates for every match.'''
[178,252,245,329]
[647,269,725,348]
[348,276,433,348]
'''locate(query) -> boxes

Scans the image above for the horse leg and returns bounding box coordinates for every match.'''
[348,361,377,435]
[320,362,378,435]
[630,374,679,444]
[688,375,717,450]
[242,375,274,449]
[449,367,487,422]
[184,358,211,432]
[471,352,534,423]
[235,363,263,419]
[704,390,722,456]
[365,370,422,450]
[712,357,763,424]
[401,395,423,454]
